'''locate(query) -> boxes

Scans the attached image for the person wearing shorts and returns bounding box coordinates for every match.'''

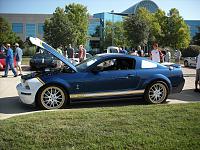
[15,43,23,76]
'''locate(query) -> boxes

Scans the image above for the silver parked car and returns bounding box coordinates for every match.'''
[184,57,196,67]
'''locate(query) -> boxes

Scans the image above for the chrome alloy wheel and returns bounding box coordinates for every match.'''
[41,86,65,109]
[148,83,167,103]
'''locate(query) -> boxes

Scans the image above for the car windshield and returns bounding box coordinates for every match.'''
[76,56,100,71]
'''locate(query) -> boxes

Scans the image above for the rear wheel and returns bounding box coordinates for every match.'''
[144,81,168,104]
[37,85,67,109]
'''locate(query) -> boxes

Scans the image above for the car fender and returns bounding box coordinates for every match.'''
[44,78,71,90]
[36,78,71,101]
[142,74,172,93]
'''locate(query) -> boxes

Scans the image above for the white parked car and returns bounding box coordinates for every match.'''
[184,57,196,67]
[107,46,119,53]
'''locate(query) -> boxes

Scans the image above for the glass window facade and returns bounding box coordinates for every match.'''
[38,23,44,34]
[88,19,101,37]
[185,20,200,37]
[12,23,23,33]
[94,12,123,24]
[26,24,36,37]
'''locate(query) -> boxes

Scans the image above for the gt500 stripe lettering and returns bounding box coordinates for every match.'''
[70,90,144,99]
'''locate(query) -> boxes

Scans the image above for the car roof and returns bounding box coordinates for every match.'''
[96,53,138,59]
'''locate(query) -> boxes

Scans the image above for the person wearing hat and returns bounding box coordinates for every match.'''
[2,43,17,77]
[15,43,23,75]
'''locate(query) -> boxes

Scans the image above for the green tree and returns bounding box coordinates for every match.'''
[104,21,128,48]
[65,3,89,46]
[163,8,190,49]
[44,7,73,48]
[44,3,89,48]
[192,27,200,46]
[124,13,150,47]
[0,17,19,45]
[137,8,161,44]
[123,8,190,50]
[154,9,167,46]
[104,21,112,48]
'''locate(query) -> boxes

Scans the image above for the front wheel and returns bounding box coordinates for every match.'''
[144,81,168,104]
[37,85,67,110]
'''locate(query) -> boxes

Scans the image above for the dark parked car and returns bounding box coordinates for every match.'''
[30,50,57,70]
[17,37,185,110]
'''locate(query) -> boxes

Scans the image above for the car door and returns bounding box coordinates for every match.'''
[80,57,140,94]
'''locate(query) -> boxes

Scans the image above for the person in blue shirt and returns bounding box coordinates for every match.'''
[2,44,17,77]
[15,43,23,75]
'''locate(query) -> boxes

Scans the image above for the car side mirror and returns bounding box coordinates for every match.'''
[91,66,103,73]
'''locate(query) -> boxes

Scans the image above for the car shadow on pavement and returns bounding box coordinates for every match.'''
[0,90,199,117]
[168,89,200,102]
[0,96,147,115]
[0,96,37,114]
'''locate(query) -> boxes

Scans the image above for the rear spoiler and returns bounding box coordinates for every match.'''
[161,62,181,68]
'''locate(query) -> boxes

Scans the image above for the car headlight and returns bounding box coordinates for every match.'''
[25,82,30,90]
[22,80,30,90]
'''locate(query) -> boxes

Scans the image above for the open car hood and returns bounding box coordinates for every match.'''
[27,37,77,72]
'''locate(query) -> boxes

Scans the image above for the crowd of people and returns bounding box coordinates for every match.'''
[56,44,86,63]
[129,43,182,64]
[0,41,200,92]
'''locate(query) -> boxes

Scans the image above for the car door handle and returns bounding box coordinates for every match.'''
[128,74,135,78]
[117,76,129,79]
[116,74,135,79]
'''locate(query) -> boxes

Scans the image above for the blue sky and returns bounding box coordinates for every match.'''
[0,0,199,20]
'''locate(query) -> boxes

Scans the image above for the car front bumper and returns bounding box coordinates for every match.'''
[171,77,185,93]
[16,83,36,105]
[16,78,44,105]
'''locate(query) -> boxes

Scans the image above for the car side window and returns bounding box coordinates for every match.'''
[141,60,157,69]
[97,58,135,71]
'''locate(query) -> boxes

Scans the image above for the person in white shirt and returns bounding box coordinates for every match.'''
[174,50,182,64]
[151,43,162,63]
[165,49,171,62]
[194,53,200,92]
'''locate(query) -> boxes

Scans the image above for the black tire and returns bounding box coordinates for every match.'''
[144,81,169,104]
[184,60,189,67]
[37,84,68,110]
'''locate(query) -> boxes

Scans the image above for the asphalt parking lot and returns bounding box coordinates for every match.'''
[0,66,199,120]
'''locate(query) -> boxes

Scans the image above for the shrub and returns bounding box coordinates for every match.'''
[181,45,200,57]
[23,46,36,56]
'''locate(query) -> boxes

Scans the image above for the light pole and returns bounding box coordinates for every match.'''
[111,10,114,46]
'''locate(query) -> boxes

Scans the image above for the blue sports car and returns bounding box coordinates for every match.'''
[16,37,185,110]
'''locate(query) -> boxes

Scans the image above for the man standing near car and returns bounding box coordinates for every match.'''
[2,44,17,77]
[67,44,74,60]
[151,43,163,63]
[78,45,86,63]
[194,53,200,92]
[15,43,23,75]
